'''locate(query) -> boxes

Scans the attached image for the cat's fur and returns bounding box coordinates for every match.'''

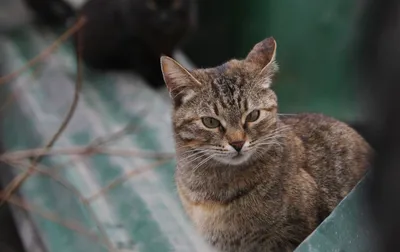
[22,0,76,27]
[160,37,371,252]
[77,0,197,88]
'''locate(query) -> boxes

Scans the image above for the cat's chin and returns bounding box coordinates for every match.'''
[214,152,252,166]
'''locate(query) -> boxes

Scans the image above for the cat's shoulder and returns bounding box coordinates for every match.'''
[280,113,345,127]
[279,113,360,140]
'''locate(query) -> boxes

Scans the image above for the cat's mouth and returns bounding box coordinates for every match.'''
[215,151,252,166]
[232,152,244,158]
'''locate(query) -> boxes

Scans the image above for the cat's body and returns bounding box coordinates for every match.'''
[22,0,76,27]
[78,0,197,88]
[176,114,369,252]
[161,37,371,251]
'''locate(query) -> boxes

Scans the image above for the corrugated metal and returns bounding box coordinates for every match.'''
[0,26,213,252]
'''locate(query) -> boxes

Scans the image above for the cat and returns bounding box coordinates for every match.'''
[22,0,76,27]
[77,0,197,88]
[160,37,372,252]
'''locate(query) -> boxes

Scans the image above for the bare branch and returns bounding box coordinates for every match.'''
[87,160,171,202]
[2,159,85,200]
[0,17,87,86]
[3,158,118,251]
[0,14,177,252]
[0,193,107,248]
[0,147,175,161]
[88,119,143,148]
[0,18,86,207]
[96,148,175,159]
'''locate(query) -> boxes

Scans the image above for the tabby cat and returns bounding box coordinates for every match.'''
[160,37,371,252]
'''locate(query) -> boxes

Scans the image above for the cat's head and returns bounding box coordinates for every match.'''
[136,0,195,35]
[161,37,280,166]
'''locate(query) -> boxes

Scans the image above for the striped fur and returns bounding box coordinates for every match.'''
[161,37,371,252]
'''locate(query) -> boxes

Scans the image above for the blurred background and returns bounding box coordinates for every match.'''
[0,0,397,251]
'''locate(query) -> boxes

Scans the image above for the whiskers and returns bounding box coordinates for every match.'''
[173,124,292,169]
[175,145,227,170]
[191,153,217,173]
[249,125,291,154]
[178,149,209,163]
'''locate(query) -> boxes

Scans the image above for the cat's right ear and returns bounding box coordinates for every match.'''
[245,37,279,88]
[160,56,201,106]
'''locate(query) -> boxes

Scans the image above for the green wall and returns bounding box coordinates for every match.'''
[184,0,360,121]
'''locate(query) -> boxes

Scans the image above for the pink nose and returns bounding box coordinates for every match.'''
[229,141,245,152]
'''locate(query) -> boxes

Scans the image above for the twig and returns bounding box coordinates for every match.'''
[4,159,117,251]
[0,193,105,247]
[87,160,171,202]
[95,148,175,159]
[0,17,87,86]
[3,159,80,197]
[0,146,175,161]
[0,18,86,207]
[0,63,46,115]
[7,28,117,252]
[88,120,143,148]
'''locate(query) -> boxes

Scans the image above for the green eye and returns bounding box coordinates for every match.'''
[246,110,260,122]
[202,117,221,128]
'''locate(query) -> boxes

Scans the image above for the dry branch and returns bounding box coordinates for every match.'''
[0,193,105,247]
[0,17,87,86]
[87,160,171,202]
[95,148,174,159]
[0,17,85,114]
[88,120,143,148]
[0,13,175,252]
[3,158,117,251]
[3,159,85,199]
[0,147,175,161]
[0,18,86,207]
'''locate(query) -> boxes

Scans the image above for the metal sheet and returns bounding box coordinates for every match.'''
[0,26,212,252]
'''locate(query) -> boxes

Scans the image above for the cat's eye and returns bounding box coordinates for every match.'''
[202,117,221,129]
[246,110,260,123]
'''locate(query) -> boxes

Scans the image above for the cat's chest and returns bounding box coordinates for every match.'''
[179,194,294,252]
[177,185,278,234]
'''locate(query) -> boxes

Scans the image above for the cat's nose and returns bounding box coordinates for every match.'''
[229,141,245,152]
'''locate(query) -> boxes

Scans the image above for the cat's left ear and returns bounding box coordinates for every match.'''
[160,56,202,106]
[245,37,279,88]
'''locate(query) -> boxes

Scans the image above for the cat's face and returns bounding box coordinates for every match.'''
[161,37,279,166]
[137,0,194,35]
